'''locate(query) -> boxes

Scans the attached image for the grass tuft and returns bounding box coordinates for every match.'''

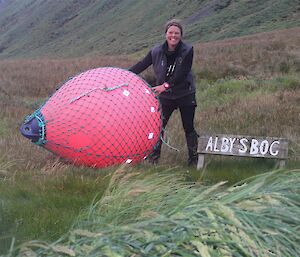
[7,168,300,256]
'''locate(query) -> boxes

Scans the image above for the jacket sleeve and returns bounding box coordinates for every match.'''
[128,50,153,74]
[167,47,193,87]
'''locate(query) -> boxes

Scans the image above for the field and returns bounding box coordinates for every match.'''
[0,27,299,255]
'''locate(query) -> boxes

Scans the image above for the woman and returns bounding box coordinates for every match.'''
[129,19,198,166]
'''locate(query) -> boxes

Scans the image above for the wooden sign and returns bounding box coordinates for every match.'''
[197,134,288,169]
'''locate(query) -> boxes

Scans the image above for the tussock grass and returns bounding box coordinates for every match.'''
[0,28,299,255]
[9,167,300,257]
[198,82,300,132]
[194,27,300,80]
[0,160,112,256]
[0,135,114,255]
[0,56,133,99]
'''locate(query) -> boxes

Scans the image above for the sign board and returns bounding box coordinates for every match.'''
[197,134,288,169]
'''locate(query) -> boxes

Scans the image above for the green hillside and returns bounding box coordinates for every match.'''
[0,0,299,58]
[0,2,300,254]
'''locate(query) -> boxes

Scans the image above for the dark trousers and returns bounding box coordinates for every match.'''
[162,104,196,134]
[150,94,198,163]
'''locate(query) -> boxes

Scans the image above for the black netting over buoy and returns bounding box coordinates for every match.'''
[20,67,163,168]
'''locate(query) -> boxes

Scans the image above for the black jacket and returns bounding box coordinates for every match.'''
[129,41,195,99]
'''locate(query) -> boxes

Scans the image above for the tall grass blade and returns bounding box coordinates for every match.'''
[5,168,300,257]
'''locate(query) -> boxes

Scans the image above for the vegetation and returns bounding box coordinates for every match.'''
[0,25,299,255]
[7,167,300,256]
[0,162,111,255]
[0,0,299,58]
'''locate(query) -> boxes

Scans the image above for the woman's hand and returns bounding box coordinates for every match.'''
[152,82,170,95]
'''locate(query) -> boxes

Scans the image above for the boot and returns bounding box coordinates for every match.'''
[146,139,162,164]
[186,131,199,166]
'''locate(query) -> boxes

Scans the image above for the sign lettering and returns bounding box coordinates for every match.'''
[198,135,288,159]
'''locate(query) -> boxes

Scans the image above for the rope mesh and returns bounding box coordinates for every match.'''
[29,67,162,168]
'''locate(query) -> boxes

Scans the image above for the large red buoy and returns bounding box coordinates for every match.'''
[20,67,162,168]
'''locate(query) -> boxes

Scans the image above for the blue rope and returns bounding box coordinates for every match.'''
[24,109,46,145]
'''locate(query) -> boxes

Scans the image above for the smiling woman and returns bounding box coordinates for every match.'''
[165,20,183,50]
[129,19,199,166]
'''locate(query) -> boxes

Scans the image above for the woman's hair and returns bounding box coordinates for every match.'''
[164,19,183,36]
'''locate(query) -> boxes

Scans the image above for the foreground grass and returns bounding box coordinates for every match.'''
[0,161,112,254]
[1,153,298,255]
[6,167,300,257]
[0,28,299,255]
[1,132,296,255]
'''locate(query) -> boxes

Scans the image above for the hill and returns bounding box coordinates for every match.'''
[0,0,299,58]
[0,15,299,255]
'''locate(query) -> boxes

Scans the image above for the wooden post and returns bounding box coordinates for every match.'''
[277,159,286,169]
[197,154,205,169]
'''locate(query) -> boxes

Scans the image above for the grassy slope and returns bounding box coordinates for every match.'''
[0,20,299,257]
[0,0,299,58]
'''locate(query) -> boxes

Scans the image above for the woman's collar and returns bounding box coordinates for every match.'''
[163,40,182,53]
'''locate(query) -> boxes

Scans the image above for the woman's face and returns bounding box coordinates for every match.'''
[165,25,181,50]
